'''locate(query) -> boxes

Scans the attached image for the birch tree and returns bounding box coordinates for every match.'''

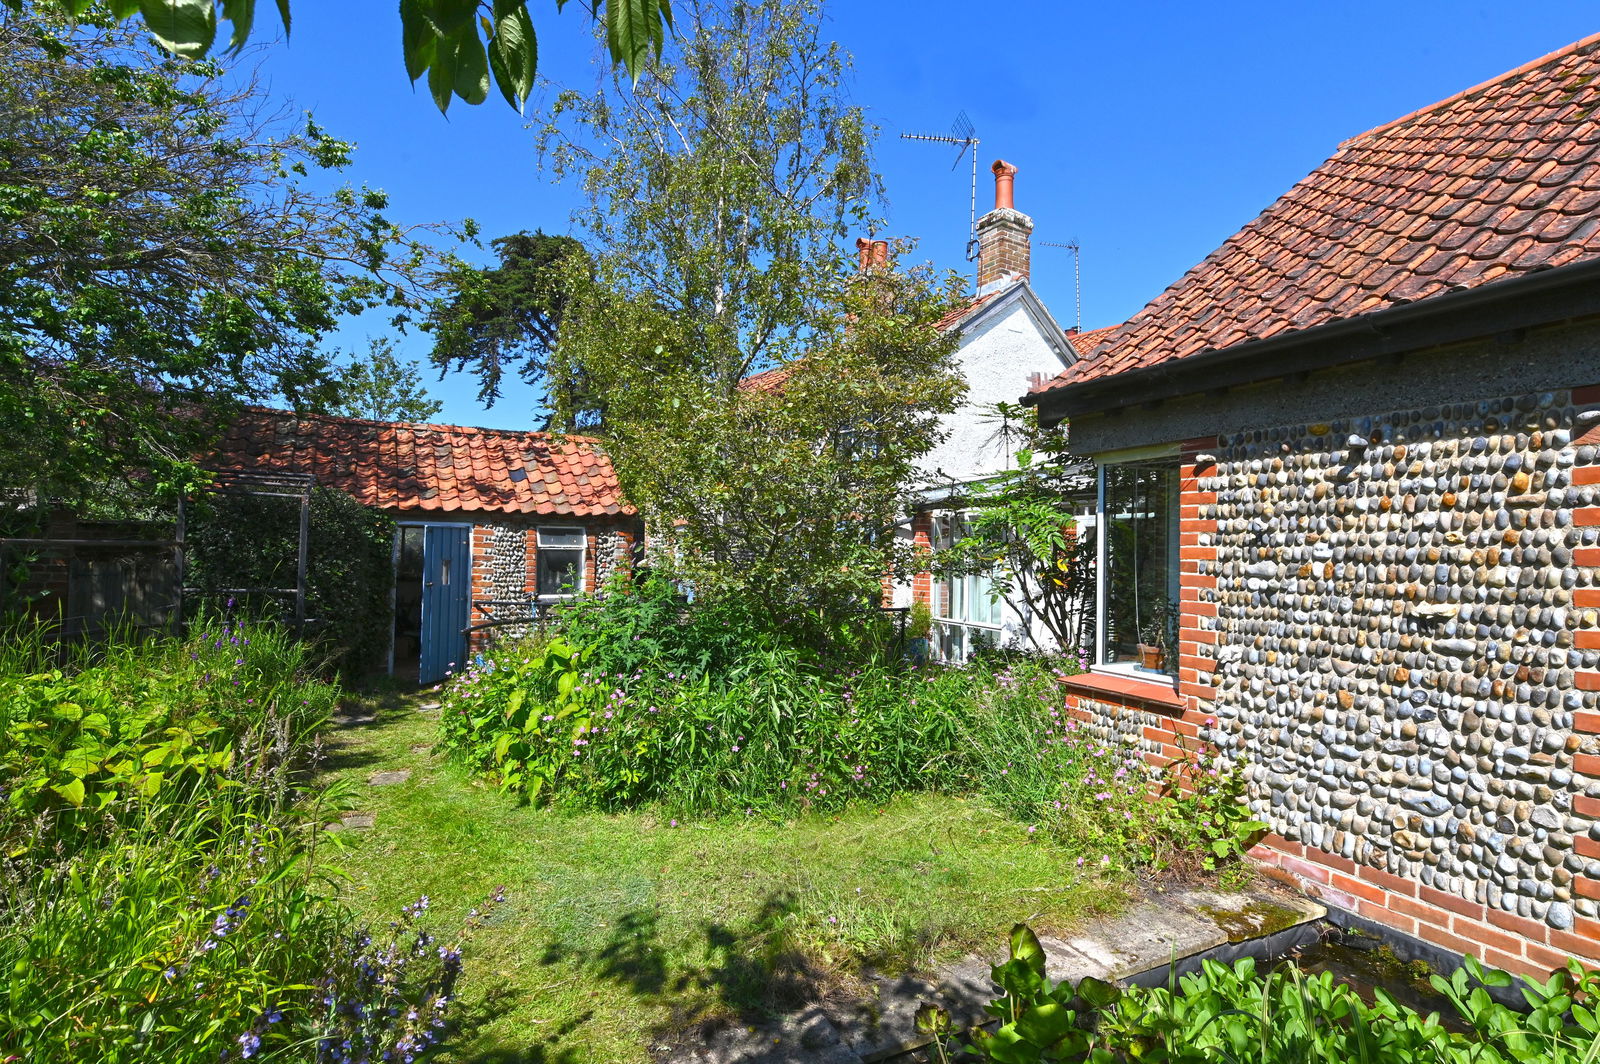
[544,0,967,624]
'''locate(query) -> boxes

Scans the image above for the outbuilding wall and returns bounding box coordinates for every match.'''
[463,515,640,649]
[1061,322,1600,977]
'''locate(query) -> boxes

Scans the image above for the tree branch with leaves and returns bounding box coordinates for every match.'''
[14,0,674,114]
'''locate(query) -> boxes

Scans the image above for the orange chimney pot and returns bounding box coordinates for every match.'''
[992,159,1018,210]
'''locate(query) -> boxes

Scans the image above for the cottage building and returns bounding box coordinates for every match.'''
[1027,32,1600,978]
[889,162,1086,659]
[211,409,640,683]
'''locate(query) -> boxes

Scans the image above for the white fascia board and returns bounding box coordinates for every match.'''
[947,282,1074,366]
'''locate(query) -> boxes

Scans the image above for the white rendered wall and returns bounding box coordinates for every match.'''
[919,294,1067,488]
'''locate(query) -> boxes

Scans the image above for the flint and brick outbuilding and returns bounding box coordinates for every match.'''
[211,409,640,683]
[1027,32,1600,977]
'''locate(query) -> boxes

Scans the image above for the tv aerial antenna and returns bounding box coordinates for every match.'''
[900,111,981,275]
[1039,239,1082,332]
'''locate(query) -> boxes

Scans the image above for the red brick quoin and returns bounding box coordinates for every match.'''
[1061,429,1600,981]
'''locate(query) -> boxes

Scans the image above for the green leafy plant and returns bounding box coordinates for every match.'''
[956,404,1096,657]
[942,925,1600,1064]
[0,619,482,1063]
[919,923,1122,1063]
[18,0,674,115]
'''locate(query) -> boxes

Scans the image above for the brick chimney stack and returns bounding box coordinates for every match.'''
[975,160,1033,294]
[855,236,890,271]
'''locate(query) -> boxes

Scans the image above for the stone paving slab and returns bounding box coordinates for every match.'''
[1062,899,1230,980]
[326,812,375,832]
[661,888,1325,1064]
[368,769,413,787]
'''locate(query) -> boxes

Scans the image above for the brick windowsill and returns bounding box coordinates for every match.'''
[1060,669,1186,712]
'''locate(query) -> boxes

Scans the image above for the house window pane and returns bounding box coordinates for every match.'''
[536,527,585,597]
[1102,460,1179,670]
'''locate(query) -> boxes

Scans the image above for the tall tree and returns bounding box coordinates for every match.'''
[0,15,453,505]
[546,0,967,623]
[12,0,674,115]
[328,338,444,423]
[426,231,587,410]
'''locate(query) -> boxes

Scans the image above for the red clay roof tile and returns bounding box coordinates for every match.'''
[1036,32,1600,398]
[209,408,631,517]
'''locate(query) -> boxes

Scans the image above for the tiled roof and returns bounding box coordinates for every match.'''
[210,408,631,517]
[934,289,1002,332]
[1066,325,1119,358]
[1037,31,1600,396]
[739,289,1004,393]
[738,365,794,394]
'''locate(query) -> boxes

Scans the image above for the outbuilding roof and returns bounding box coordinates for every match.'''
[1036,31,1600,398]
[210,408,631,517]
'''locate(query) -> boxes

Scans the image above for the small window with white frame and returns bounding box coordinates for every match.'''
[536,527,586,598]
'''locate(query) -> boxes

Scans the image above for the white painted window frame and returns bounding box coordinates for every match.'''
[535,525,587,600]
[1093,444,1181,685]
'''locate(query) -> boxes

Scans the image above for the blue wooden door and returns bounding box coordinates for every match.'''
[419,525,470,685]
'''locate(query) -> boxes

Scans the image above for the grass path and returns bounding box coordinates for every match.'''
[319,688,1129,1063]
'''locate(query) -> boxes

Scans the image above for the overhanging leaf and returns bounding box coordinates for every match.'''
[139,0,218,58]
[451,26,490,106]
[218,0,256,53]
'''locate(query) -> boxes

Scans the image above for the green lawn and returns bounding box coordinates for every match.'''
[321,689,1129,1063]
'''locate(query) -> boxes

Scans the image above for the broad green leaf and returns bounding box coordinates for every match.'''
[51,778,86,807]
[219,0,256,52]
[488,4,537,110]
[401,0,439,83]
[430,0,478,34]
[1009,922,1047,978]
[1076,975,1121,1009]
[427,29,459,113]
[1013,1001,1076,1046]
[139,0,218,58]
[452,29,490,105]
[605,0,669,83]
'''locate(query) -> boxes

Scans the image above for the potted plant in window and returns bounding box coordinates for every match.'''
[906,600,933,666]
[1136,599,1179,672]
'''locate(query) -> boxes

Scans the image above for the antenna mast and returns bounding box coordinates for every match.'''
[900,111,980,285]
[1039,239,1082,332]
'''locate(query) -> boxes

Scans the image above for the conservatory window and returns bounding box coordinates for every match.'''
[536,527,586,598]
[1099,458,1180,673]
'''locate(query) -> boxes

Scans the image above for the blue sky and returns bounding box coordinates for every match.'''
[249,2,1600,428]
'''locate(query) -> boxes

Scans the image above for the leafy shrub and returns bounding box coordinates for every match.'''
[0,620,473,1064]
[922,925,1598,1064]
[952,676,1263,875]
[185,486,395,674]
[440,632,978,814]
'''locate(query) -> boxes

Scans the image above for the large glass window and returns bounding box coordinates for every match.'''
[1101,460,1180,671]
[536,527,586,598]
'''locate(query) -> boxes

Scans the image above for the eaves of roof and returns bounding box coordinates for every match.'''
[1025,255,1600,422]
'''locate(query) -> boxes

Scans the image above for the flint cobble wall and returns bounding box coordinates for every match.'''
[1065,380,1600,977]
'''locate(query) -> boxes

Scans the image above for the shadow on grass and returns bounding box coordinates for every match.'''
[599,893,834,1046]
[444,983,591,1063]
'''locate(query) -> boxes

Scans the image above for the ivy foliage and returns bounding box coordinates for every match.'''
[184,486,395,673]
[0,14,454,507]
[16,0,675,114]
